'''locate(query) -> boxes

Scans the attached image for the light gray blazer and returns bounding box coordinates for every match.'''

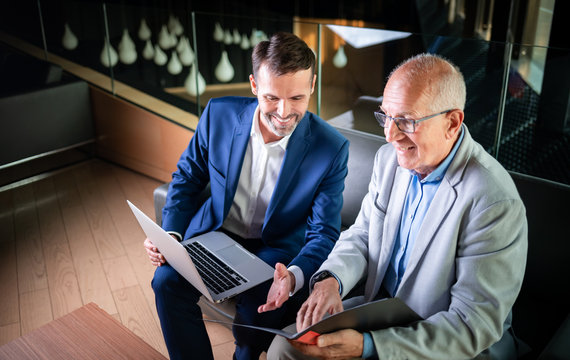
[316,126,528,359]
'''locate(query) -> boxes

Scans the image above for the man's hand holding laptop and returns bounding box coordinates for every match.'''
[144,237,168,266]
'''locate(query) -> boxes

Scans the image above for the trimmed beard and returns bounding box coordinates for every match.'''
[261,110,302,137]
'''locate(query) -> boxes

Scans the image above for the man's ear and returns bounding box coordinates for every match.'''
[249,74,257,95]
[446,109,464,139]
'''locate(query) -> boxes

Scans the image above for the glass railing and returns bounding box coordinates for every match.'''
[1,2,569,185]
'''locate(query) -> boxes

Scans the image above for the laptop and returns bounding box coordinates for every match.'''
[127,200,275,303]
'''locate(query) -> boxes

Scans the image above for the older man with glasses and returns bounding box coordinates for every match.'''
[266,53,528,359]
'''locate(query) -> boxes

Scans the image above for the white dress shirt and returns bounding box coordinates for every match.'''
[222,106,304,295]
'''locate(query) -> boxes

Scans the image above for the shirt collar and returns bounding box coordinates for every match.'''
[414,127,465,183]
[251,106,291,150]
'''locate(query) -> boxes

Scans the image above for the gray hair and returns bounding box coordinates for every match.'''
[387,53,466,112]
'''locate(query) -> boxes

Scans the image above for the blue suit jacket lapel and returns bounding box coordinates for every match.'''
[263,115,311,230]
[223,103,256,217]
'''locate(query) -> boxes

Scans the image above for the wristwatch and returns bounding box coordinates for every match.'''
[310,271,335,290]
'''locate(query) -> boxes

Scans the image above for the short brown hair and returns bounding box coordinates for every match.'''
[252,32,315,80]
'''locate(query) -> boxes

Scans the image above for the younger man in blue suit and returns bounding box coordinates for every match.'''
[143,32,349,360]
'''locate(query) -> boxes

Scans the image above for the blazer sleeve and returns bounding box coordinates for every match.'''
[315,146,396,298]
[288,139,349,287]
[161,101,213,235]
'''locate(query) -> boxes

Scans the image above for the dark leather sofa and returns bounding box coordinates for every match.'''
[153,120,570,360]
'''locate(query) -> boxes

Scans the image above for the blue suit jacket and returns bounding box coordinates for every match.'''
[162,96,349,285]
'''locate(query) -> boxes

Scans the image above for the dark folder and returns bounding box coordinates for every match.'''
[204,297,421,344]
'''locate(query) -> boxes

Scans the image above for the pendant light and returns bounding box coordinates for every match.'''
[173,17,184,36]
[167,15,184,36]
[62,23,78,50]
[176,35,187,53]
[142,40,154,60]
[100,40,118,67]
[213,22,224,42]
[232,29,241,45]
[215,50,234,83]
[223,29,233,45]
[158,25,175,49]
[185,64,206,96]
[118,29,137,64]
[333,45,348,68]
[138,18,151,41]
[153,44,167,66]
[249,28,258,47]
[178,37,195,66]
[240,35,250,50]
[167,51,183,75]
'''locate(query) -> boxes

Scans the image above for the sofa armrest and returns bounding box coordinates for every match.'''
[153,183,170,225]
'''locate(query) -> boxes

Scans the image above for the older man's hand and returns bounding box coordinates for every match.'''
[296,277,343,332]
[289,329,364,359]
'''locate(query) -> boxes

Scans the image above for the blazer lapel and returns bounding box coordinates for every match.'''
[367,166,410,300]
[399,179,456,289]
[263,116,310,229]
[224,104,255,216]
[397,126,472,289]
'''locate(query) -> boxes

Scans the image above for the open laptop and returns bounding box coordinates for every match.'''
[127,200,274,303]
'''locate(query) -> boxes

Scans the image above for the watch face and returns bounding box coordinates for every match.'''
[314,271,332,283]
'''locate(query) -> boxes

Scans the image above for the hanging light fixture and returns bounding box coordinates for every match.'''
[167,14,183,36]
[185,63,206,96]
[153,44,167,66]
[240,35,250,50]
[215,50,235,83]
[167,51,183,75]
[138,18,151,41]
[178,37,195,66]
[333,45,348,68]
[142,40,154,60]
[62,23,78,50]
[158,25,175,49]
[232,29,241,44]
[100,39,118,67]
[118,29,137,64]
[213,22,224,42]
[223,29,233,45]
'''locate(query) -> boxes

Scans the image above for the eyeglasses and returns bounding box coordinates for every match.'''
[373,108,452,134]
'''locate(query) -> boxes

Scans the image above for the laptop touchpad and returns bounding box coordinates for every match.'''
[217,245,254,266]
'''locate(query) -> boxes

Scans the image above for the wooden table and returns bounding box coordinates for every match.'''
[0,303,167,359]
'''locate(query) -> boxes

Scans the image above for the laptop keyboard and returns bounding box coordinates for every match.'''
[184,242,248,295]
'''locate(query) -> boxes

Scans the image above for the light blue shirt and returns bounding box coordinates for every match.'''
[383,128,464,297]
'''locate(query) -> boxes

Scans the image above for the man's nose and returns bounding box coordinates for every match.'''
[277,100,290,117]
[384,118,402,142]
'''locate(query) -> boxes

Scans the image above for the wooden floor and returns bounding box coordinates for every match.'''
[0,159,240,359]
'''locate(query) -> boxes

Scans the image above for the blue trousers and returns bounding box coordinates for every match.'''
[152,243,305,360]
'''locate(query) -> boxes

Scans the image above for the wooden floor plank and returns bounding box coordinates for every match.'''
[52,172,117,316]
[13,186,48,294]
[90,160,147,248]
[0,323,21,346]
[0,222,19,326]
[112,285,168,357]
[33,178,83,319]
[102,255,139,292]
[19,289,52,335]
[72,163,125,260]
[122,240,161,327]
[212,340,237,360]
[111,164,157,220]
